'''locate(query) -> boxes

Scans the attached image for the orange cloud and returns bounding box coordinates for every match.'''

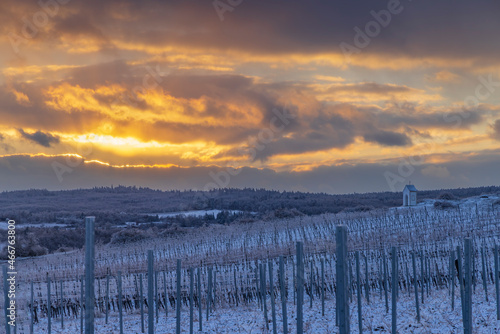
[10,89,31,105]
[428,70,461,83]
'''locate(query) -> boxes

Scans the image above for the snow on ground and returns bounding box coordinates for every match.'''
[30,285,500,333]
[0,222,68,230]
[392,193,500,212]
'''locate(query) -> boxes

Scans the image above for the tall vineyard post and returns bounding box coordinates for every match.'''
[391,246,398,334]
[411,251,420,322]
[464,239,473,334]
[118,271,123,334]
[47,275,51,334]
[3,266,10,334]
[336,225,349,334]
[279,255,288,334]
[495,244,500,320]
[176,259,181,334]
[84,216,95,334]
[189,267,194,334]
[30,281,34,334]
[269,260,277,334]
[147,250,154,334]
[140,273,145,333]
[296,242,304,334]
[355,251,363,334]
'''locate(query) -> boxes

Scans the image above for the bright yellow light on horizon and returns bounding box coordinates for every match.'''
[70,134,165,148]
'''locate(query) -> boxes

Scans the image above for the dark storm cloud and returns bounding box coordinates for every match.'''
[18,129,60,147]
[326,83,413,95]
[250,108,355,161]
[159,75,254,100]
[363,131,412,147]
[133,121,257,145]
[372,106,484,130]
[4,0,500,62]
[493,120,500,140]
[67,60,132,88]
[70,1,500,62]
[51,13,108,42]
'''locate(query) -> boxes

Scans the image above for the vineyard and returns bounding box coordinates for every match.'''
[3,195,500,333]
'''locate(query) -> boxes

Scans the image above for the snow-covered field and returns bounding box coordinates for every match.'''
[29,286,500,333]
[6,194,500,333]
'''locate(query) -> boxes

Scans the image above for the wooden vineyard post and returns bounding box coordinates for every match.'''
[105,275,110,325]
[80,276,84,334]
[296,242,304,334]
[118,271,123,334]
[148,250,154,334]
[233,267,239,307]
[279,256,288,334]
[197,268,202,332]
[60,280,64,329]
[321,258,325,317]
[457,246,465,323]
[268,260,277,334]
[84,216,95,334]
[481,247,488,302]
[336,225,349,334]
[255,265,261,310]
[472,250,476,294]
[30,281,34,334]
[176,260,181,334]
[405,262,410,298]
[213,269,217,310]
[464,239,473,334]
[426,256,431,297]
[309,260,313,308]
[155,271,159,322]
[495,244,500,320]
[3,266,10,334]
[207,267,212,321]
[140,273,145,333]
[411,251,420,322]
[420,250,424,305]
[47,276,51,334]
[355,251,363,334]
[391,246,398,334]
[450,250,455,311]
[379,256,383,300]
[293,260,296,306]
[189,268,194,334]
[383,252,389,314]
[260,263,269,330]
[364,253,370,304]
[162,271,168,320]
[348,259,353,303]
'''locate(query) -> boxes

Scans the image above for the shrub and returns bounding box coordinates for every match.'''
[434,201,456,209]
[342,205,375,213]
[438,192,456,200]
[110,228,152,244]
[0,232,48,259]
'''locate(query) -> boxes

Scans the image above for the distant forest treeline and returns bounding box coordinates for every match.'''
[1,185,499,259]
[1,185,499,225]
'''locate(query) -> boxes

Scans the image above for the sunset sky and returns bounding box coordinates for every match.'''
[0,0,499,193]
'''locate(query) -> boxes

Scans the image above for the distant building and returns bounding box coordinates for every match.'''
[403,184,417,206]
